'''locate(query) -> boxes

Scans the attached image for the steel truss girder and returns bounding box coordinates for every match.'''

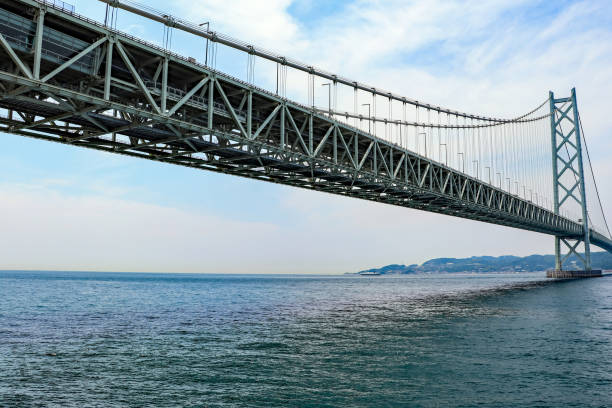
[0,70,581,238]
[0,0,610,253]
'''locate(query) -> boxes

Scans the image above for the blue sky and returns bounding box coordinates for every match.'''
[1,0,611,273]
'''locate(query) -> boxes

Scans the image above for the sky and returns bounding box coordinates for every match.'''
[1,0,612,273]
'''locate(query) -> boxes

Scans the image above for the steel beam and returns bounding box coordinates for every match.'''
[33,9,45,80]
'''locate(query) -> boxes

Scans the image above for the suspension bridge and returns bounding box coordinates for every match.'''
[0,0,611,277]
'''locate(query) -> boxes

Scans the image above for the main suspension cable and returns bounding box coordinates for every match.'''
[578,113,612,238]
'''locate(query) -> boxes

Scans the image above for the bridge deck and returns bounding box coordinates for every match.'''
[0,0,611,252]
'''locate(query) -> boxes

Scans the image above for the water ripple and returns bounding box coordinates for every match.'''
[1,272,611,407]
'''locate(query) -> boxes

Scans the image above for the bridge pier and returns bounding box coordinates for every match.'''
[546,270,602,279]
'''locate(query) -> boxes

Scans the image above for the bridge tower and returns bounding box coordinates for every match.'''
[548,88,598,277]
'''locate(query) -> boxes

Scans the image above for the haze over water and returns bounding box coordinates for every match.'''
[1,271,611,407]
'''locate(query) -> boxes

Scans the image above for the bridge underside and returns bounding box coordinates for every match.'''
[0,0,611,253]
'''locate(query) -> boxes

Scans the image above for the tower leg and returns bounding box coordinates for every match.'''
[554,236,561,270]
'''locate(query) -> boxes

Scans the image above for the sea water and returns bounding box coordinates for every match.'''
[1,271,610,407]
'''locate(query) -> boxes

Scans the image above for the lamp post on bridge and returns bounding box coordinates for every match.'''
[418,132,428,157]
[458,152,465,173]
[362,103,371,134]
[199,22,210,66]
[417,132,427,157]
[473,160,479,180]
[485,166,491,184]
[439,143,448,166]
[322,83,331,117]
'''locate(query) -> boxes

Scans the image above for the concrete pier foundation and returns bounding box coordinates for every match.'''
[546,270,603,279]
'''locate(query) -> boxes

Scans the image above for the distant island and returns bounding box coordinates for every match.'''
[351,251,612,275]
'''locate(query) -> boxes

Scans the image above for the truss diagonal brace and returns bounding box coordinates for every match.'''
[0,33,33,79]
[115,41,161,115]
[167,76,209,116]
[214,79,247,137]
[252,104,281,141]
[42,37,107,83]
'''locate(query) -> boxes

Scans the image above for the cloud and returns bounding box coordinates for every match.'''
[170,0,612,216]
[0,183,283,273]
[173,0,302,53]
[5,0,612,272]
[169,0,612,134]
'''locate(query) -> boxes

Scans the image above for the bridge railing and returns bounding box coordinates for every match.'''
[38,0,74,13]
